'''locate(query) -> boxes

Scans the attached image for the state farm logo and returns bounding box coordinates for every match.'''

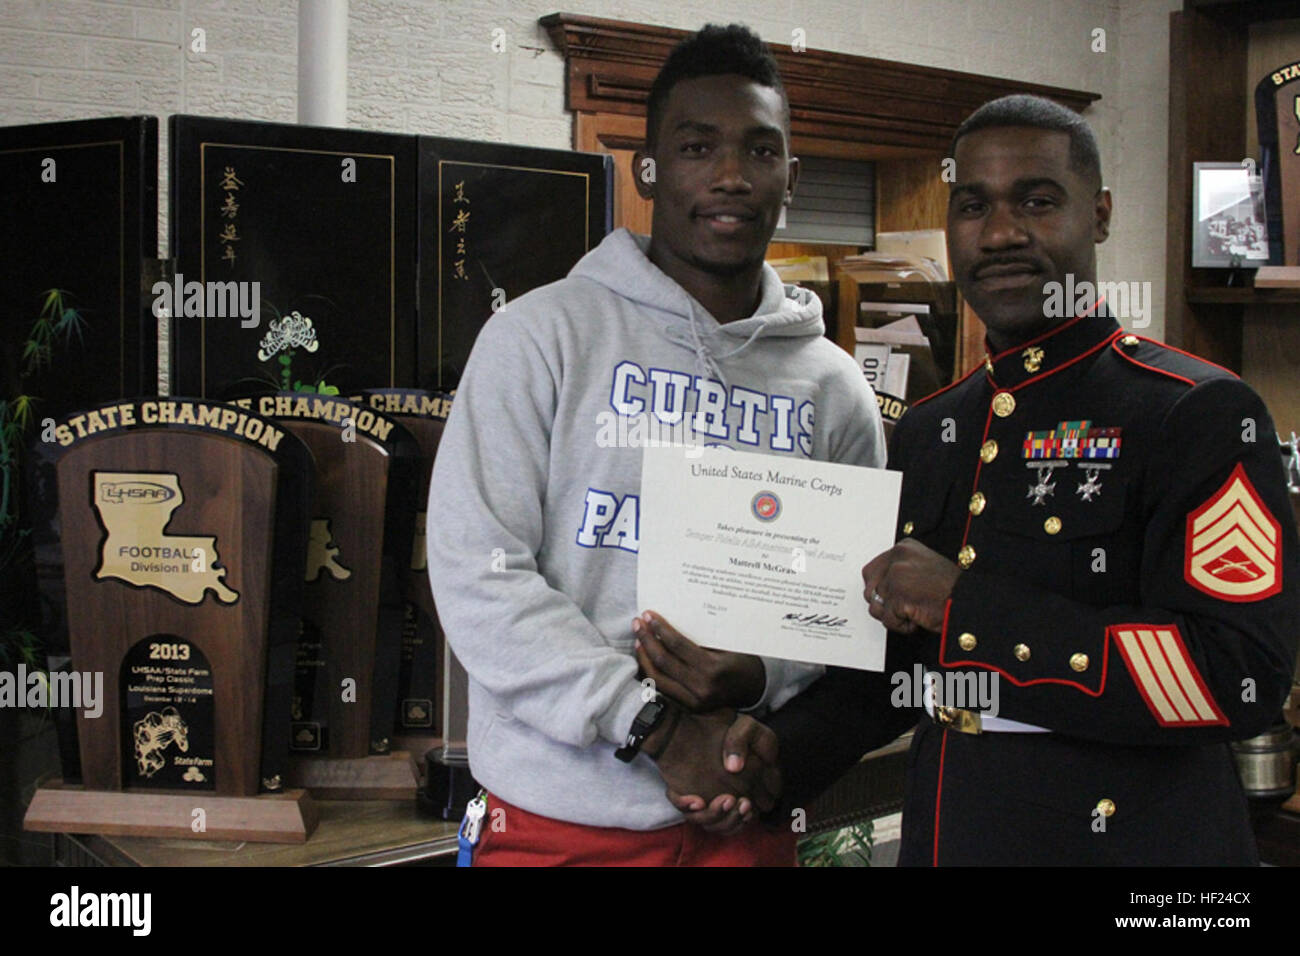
[99,481,176,504]
[751,491,782,522]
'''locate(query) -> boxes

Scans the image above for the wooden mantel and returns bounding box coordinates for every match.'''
[541,12,1101,157]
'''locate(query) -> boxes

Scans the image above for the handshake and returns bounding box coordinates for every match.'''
[632,611,783,835]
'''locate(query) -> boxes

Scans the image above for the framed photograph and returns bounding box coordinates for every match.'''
[1192,162,1270,268]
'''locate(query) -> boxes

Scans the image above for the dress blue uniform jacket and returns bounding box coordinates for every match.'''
[768,312,1299,865]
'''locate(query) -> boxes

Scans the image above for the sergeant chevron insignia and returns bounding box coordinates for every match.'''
[1184,463,1281,602]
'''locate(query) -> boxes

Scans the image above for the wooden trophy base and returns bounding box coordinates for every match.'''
[286,751,419,800]
[24,781,319,844]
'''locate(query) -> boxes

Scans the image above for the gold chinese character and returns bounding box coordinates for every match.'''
[221,166,244,191]
[449,210,470,233]
[453,180,469,204]
[456,238,466,254]
[221,244,236,265]
[220,193,240,219]
[219,224,240,243]
[454,259,467,280]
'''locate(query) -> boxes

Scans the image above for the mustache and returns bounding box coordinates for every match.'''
[969,256,1046,279]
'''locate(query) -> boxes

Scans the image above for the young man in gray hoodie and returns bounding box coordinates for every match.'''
[426,23,885,866]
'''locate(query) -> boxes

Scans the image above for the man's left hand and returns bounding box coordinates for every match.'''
[861,538,960,634]
[633,611,765,712]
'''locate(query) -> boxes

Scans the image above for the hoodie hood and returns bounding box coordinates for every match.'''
[569,228,824,384]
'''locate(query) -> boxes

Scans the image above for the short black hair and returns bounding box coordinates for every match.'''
[644,23,789,150]
[950,94,1102,187]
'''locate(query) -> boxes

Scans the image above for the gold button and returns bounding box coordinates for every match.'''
[958,632,977,651]
[957,545,976,568]
[1044,515,1061,535]
[983,355,994,374]
[1120,335,1139,347]
[980,439,998,463]
[902,521,914,535]
[969,492,986,515]
[1096,798,1115,817]
[991,391,1016,417]
[1070,652,1089,672]
[1013,643,1031,662]
[1022,346,1044,373]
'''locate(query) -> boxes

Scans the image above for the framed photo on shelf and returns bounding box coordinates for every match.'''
[1192,162,1270,268]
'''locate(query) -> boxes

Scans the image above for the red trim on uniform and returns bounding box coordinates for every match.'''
[1010,329,1122,391]
[908,358,987,411]
[1111,341,1196,387]
[933,728,947,868]
[939,621,1111,695]
[1120,334,1240,380]
[1108,622,1229,727]
[984,310,1095,362]
[959,403,997,548]
[1183,462,1282,602]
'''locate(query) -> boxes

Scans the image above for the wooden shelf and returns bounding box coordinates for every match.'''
[1186,286,1300,304]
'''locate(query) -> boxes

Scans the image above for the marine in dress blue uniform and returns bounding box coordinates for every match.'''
[762,96,1299,865]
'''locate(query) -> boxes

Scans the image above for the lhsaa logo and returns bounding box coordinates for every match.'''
[1043,273,1151,329]
[751,491,782,522]
[152,273,260,328]
[50,885,151,936]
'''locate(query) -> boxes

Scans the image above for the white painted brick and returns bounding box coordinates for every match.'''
[349,0,441,35]
[39,70,137,105]
[507,80,563,118]
[183,52,222,77]
[349,66,440,104]
[0,65,38,98]
[0,0,39,30]
[509,46,560,87]
[407,104,506,143]
[37,1,137,38]
[199,0,296,17]
[505,113,572,150]
[198,14,296,57]
[350,25,409,67]
[186,80,294,121]
[347,100,406,132]
[138,76,183,111]
[222,52,295,88]
[102,0,181,9]
[0,28,87,68]
[135,8,182,42]
[85,37,182,75]
[0,100,97,124]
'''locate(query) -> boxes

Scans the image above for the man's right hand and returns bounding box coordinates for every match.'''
[646,706,781,821]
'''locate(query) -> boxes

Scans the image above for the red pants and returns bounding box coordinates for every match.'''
[472,793,797,867]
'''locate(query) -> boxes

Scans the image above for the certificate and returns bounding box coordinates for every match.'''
[637,445,901,671]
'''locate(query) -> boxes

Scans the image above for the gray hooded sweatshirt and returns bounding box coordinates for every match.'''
[427,228,885,830]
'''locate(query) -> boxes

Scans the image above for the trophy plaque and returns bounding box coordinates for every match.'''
[234,393,421,798]
[23,398,318,843]
[1255,59,1300,266]
[355,389,455,758]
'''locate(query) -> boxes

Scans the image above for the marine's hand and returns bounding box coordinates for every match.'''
[648,707,781,827]
[633,610,765,711]
[861,538,960,634]
[661,712,781,835]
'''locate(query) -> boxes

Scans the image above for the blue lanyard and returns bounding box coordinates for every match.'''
[456,791,488,868]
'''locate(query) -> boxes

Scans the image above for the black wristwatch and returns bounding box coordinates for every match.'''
[614,696,668,762]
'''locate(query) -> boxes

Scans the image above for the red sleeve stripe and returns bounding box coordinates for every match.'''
[1110,625,1228,727]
